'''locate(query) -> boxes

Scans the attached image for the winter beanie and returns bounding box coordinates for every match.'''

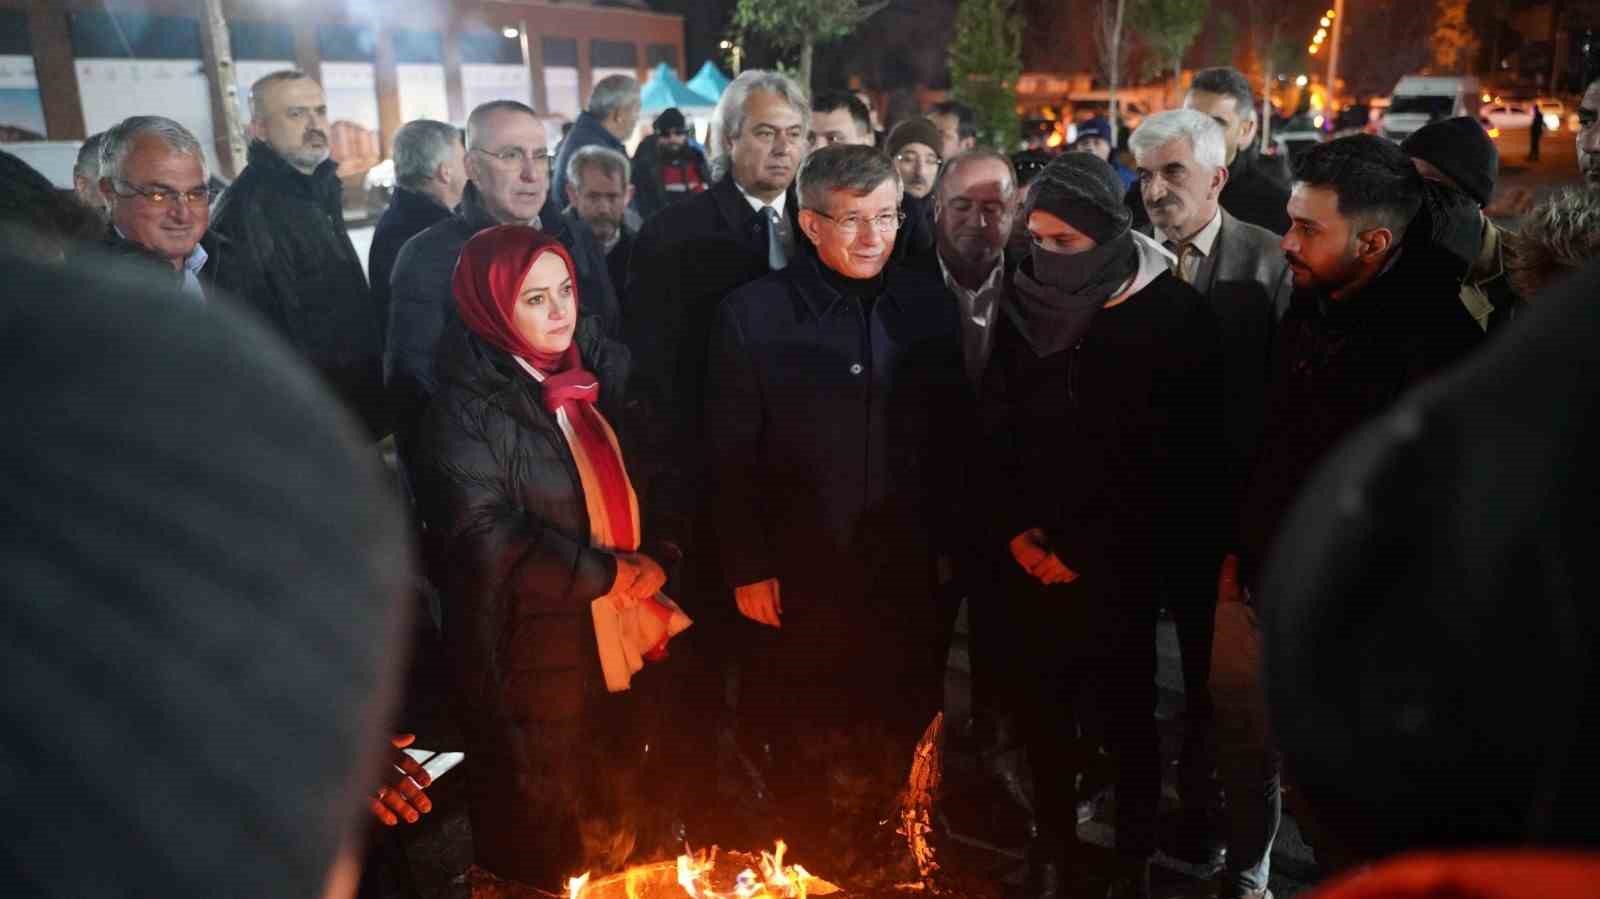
[887,117,944,159]
[1401,116,1499,208]
[1025,151,1133,244]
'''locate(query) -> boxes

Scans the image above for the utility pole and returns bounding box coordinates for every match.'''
[1325,0,1344,115]
[198,0,245,179]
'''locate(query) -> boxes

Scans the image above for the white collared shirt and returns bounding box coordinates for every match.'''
[739,184,793,258]
[938,251,1006,383]
[1158,208,1223,284]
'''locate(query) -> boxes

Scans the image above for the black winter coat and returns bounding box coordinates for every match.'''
[386,182,620,460]
[551,111,628,227]
[1236,249,1485,585]
[979,267,1224,650]
[210,141,386,437]
[706,253,966,725]
[369,187,451,348]
[408,316,668,887]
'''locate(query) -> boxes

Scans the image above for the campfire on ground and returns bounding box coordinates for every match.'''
[470,714,948,899]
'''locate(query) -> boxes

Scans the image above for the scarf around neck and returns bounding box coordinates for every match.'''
[1006,229,1139,357]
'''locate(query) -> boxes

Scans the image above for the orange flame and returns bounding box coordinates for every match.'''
[568,871,591,899]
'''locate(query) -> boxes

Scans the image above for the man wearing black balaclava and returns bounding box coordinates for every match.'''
[976,152,1223,899]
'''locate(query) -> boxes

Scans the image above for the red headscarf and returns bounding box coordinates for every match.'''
[451,224,636,550]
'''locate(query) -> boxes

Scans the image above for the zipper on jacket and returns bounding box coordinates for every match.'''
[1067,339,1083,407]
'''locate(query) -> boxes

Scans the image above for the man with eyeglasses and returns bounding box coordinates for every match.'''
[1577,78,1600,190]
[210,70,387,439]
[885,118,942,264]
[630,107,710,221]
[95,116,224,299]
[706,144,964,836]
[386,99,618,467]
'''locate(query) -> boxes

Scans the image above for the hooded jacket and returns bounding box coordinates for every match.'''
[209,140,385,437]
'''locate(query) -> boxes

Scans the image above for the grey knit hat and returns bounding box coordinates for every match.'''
[0,250,412,897]
[887,117,944,159]
[1025,151,1132,244]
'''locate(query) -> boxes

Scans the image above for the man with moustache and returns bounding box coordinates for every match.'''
[386,99,617,465]
[95,116,227,299]
[1215,136,1481,899]
[210,70,387,438]
[562,145,636,310]
[707,144,964,839]
[630,107,710,220]
[886,117,942,263]
[1576,78,1600,190]
[1129,107,1289,874]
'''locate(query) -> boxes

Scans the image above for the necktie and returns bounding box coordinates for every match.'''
[764,206,788,271]
[1168,242,1199,284]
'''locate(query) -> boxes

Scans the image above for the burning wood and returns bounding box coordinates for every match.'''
[471,842,839,899]
[898,713,944,888]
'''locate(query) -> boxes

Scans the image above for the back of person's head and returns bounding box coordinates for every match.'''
[1294,134,1423,244]
[74,132,106,182]
[1507,188,1600,299]
[587,74,640,120]
[0,149,102,260]
[1188,66,1256,115]
[1263,257,1600,864]
[0,250,412,896]
[812,90,872,137]
[394,119,463,191]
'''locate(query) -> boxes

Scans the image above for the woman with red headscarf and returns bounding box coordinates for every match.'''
[409,225,684,890]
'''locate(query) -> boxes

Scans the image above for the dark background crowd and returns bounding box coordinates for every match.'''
[4,57,1600,899]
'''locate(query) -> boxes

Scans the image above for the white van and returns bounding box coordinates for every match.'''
[1381,76,1482,142]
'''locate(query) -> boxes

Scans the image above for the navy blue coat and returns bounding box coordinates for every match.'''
[705,252,966,723]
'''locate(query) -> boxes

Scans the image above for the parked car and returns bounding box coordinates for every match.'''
[1483,101,1536,131]
[1536,98,1564,132]
[1381,75,1482,141]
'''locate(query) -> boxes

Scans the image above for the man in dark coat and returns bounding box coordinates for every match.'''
[546,74,639,229]
[369,119,466,347]
[386,100,618,465]
[981,152,1222,899]
[1215,135,1483,899]
[631,107,711,221]
[210,70,387,438]
[886,116,940,265]
[560,144,636,322]
[707,145,965,840]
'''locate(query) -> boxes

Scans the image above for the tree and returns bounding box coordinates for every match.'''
[1431,0,1479,74]
[1212,10,1239,68]
[732,0,889,94]
[1130,0,1210,105]
[1094,0,1130,146]
[949,0,1024,149]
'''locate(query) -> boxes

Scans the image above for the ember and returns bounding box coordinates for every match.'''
[555,842,840,899]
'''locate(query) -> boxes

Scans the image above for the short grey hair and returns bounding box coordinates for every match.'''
[99,116,207,184]
[711,69,810,180]
[466,100,539,149]
[393,119,462,191]
[798,144,901,211]
[1129,109,1228,171]
[248,69,313,120]
[75,132,107,180]
[587,75,640,119]
[934,147,1017,204]
[566,145,630,192]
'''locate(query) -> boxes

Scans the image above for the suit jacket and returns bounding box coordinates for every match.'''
[1149,211,1292,531]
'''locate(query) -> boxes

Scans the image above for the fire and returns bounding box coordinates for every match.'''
[565,841,839,899]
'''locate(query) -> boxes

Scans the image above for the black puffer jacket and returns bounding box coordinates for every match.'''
[209,141,385,437]
[408,315,672,887]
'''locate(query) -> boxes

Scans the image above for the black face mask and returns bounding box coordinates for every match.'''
[1005,230,1140,357]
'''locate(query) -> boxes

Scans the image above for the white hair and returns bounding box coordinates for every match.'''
[710,69,810,180]
[99,116,207,184]
[393,119,462,191]
[587,75,640,119]
[1129,108,1227,171]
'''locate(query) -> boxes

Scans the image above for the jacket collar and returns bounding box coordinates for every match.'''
[394,185,451,220]
[572,111,626,153]
[245,140,340,201]
[709,174,798,232]
[789,249,908,322]
[455,182,510,232]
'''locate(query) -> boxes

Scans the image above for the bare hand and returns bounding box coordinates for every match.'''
[1217,553,1242,605]
[617,551,668,602]
[735,578,783,628]
[1009,528,1079,585]
[369,734,433,827]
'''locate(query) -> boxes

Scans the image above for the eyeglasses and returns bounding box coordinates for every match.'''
[810,209,905,236]
[894,151,942,168]
[471,146,554,169]
[113,181,212,208]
